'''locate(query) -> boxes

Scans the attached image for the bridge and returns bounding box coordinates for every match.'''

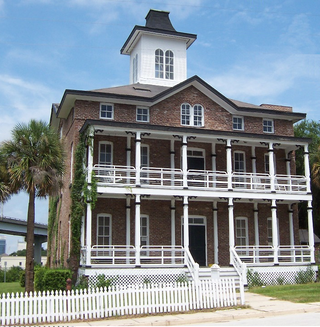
[0,216,47,264]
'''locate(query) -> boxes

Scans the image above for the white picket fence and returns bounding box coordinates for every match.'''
[0,278,244,325]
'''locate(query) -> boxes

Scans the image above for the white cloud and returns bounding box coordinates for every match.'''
[0,74,59,142]
[206,53,320,101]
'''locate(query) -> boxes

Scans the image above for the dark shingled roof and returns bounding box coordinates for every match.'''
[145,9,176,31]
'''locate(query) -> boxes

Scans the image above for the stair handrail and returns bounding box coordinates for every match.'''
[184,247,199,282]
[230,247,247,285]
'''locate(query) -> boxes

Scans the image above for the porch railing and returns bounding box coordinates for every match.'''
[81,245,186,268]
[235,245,313,265]
[92,165,308,194]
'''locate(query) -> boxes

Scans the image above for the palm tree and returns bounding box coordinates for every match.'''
[1,120,64,293]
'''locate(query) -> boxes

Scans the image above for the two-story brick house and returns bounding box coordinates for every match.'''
[49,9,317,286]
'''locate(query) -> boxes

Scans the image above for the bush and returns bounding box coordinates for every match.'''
[34,268,72,292]
[294,267,315,284]
[19,270,25,287]
[247,269,264,288]
[5,266,23,283]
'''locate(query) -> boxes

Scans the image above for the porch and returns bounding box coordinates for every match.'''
[80,244,315,286]
[92,165,309,194]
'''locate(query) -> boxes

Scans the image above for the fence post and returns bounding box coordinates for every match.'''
[210,264,220,280]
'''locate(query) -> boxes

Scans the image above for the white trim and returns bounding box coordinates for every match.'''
[232,116,244,131]
[97,213,112,246]
[263,118,274,133]
[98,141,113,165]
[100,103,114,120]
[235,217,248,246]
[136,107,149,122]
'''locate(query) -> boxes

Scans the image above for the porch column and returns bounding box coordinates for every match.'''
[126,135,131,183]
[307,200,315,263]
[170,140,175,186]
[268,143,275,191]
[171,199,176,246]
[254,202,260,263]
[226,139,232,190]
[271,200,279,264]
[211,143,216,171]
[126,196,131,246]
[135,132,141,186]
[288,204,294,246]
[182,136,188,188]
[135,195,141,266]
[254,203,259,246]
[183,196,189,249]
[228,198,235,264]
[285,151,291,175]
[251,146,257,174]
[304,145,311,193]
[85,130,94,266]
[213,201,219,264]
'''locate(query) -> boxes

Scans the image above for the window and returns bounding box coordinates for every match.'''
[97,214,111,246]
[99,142,112,165]
[236,217,248,246]
[133,53,138,83]
[136,107,149,122]
[155,49,164,78]
[181,103,204,127]
[140,215,149,246]
[233,116,244,130]
[141,145,149,184]
[264,153,276,174]
[165,50,174,80]
[100,103,114,120]
[263,119,274,133]
[234,151,245,173]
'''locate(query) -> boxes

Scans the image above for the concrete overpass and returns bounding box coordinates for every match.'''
[0,216,47,264]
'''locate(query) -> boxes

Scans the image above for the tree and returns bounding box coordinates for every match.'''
[1,120,64,293]
[294,119,320,235]
[0,152,13,204]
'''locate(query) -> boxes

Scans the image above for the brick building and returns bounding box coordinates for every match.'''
[49,9,317,285]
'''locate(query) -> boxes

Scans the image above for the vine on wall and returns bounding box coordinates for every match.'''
[70,132,97,271]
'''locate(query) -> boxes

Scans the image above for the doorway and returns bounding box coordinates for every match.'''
[183,217,206,266]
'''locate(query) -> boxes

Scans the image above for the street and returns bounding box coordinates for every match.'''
[188,312,320,326]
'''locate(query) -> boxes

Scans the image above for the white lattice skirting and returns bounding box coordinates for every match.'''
[247,265,318,286]
[79,267,188,288]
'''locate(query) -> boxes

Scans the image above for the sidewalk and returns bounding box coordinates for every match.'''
[56,292,320,326]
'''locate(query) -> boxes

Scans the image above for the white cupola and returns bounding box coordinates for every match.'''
[121,9,197,87]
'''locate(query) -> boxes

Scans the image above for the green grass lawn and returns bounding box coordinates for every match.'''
[249,283,320,303]
[0,282,25,294]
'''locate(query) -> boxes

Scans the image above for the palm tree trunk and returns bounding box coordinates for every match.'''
[25,187,35,293]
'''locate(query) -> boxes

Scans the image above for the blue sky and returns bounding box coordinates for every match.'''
[1,0,320,253]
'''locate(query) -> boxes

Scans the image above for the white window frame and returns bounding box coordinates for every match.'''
[233,116,244,131]
[264,153,276,174]
[263,119,274,133]
[99,141,113,165]
[140,215,149,247]
[235,217,248,246]
[97,214,112,246]
[165,50,174,80]
[234,151,246,173]
[100,103,114,120]
[136,107,149,122]
[181,103,204,127]
[155,49,164,78]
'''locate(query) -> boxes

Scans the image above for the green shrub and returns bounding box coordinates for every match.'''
[247,269,264,288]
[34,268,72,292]
[34,266,47,292]
[19,270,25,287]
[294,267,315,284]
[94,274,113,290]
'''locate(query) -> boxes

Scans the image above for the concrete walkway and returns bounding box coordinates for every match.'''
[55,292,320,326]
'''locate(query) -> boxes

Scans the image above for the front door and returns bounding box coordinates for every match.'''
[189,225,206,266]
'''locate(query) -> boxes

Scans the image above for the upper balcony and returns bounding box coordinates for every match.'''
[91,164,308,196]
